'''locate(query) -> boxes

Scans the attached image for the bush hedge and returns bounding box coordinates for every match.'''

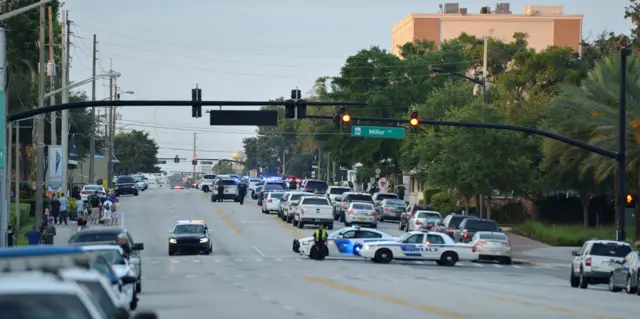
[513,221,635,246]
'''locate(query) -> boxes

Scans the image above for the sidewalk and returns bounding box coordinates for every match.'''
[506,232,571,265]
[54,224,78,245]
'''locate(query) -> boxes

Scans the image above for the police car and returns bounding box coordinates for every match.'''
[293,226,394,258]
[168,220,212,255]
[359,231,478,266]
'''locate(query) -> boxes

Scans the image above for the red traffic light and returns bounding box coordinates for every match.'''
[342,114,351,123]
[409,111,419,126]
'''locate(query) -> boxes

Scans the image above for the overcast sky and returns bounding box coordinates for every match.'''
[63,0,633,172]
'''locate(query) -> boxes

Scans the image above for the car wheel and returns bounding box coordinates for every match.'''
[374,249,393,264]
[499,258,512,265]
[203,186,209,192]
[203,249,211,256]
[439,251,458,267]
[298,221,304,229]
[134,192,139,196]
[399,222,404,231]
[579,268,588,289]
[569,267,579,288]
[344,221,351,227]
[292,218,298,227]
[371,224,377,229]
[627,276,637,294]
[379,216,384,222]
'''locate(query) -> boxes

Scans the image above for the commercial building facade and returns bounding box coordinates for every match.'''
[391,4,583,56]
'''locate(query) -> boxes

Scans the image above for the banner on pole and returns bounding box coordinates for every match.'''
[68,134,78,165]
[47,145,63,188]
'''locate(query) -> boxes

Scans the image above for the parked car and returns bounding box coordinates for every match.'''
[375,198,406,222]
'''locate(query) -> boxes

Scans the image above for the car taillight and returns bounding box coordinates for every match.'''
[472,246,476,253]
[343,204,347,209]
[268,199,272,203]
[410,212,415,217]
[585,257,592,266]
[81,191,90,194]
[463,232,469,242]
[425,225,432,229]
[348,210,354,215]
[415,220,421,225]
[371,211,376,216]
[501,242,511,247]
[476,240,487,245]
[384,207,389,211]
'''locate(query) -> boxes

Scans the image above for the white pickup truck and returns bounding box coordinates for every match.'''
[292,196,334,230]
[359,231,478,266]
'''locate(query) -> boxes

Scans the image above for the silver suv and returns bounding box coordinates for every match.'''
[570,239,632,289]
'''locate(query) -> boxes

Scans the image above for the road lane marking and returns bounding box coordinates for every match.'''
[193,259,201,263]
[234,258,243,262]
[252,245,267,257]
[170,260,180,264]
[511,265,521,268]
[151,260,159,264]
[256,258,263,262]
[493,264,503,268]
[273,216,305,238]
[275,258,283,262]
[216,208,240,234]
[304,276,466,319]
[185,275,196,278]
[414,261,424,264]
[214,259,221,263]
[488,295,620,319]
[472,263,483,267]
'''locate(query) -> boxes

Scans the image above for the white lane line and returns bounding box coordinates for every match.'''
[243,288,251,293]
[185,275,196,278]
[260,296,270,301]
[193,259,201,263]
[235,274,244,278]
[256,258,263,262]
[457,263,466,266]
[214,259,221,263]
[414,261,424,264]
[151,260,159,264]
[282,305,295,311]
[493,264,504,268]
[512,265,521,268]
[170,260,180,264]
[472,263,484,267]
[234,258,243,262]
[275,258,283,262]
[252,245,267,257]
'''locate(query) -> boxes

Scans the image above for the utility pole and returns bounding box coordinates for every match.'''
[35,3,46,226]
[107,59,115,188]
[47,6,56,146]
[14,122,19,232]
[477,36,488,218]
[0,26,7,247]
[61,10,69,194]
[192,132,196,179]
[89,34,97,184]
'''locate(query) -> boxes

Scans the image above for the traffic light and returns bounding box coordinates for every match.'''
[192,157,197,166]
[334,106,350,129]
[284,89,306,119]
[284,99,295,119]
[409,111,419,127]
[626,194,636,208]
[191,87,202,118]
[218,158,223,163]
[174,155,180,163]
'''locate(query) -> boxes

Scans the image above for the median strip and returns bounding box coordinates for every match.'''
[216,208,240,234]
[304,276,466,319]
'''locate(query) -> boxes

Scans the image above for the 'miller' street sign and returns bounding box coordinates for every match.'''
[351,126,405,139]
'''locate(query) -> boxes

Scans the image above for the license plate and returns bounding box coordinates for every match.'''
[314,219,320,222]
[359,218,366,221]
[316,209,320,213]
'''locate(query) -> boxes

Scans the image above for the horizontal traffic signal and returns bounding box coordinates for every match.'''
[409,111,419,127]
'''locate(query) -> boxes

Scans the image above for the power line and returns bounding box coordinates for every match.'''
[117,120,350,136]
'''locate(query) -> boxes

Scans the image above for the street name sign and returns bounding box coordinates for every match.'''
[351,126,405,139]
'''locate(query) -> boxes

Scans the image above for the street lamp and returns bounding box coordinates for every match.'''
[45,71,121,98]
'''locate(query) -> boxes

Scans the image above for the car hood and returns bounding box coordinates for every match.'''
[362,240,400,246]
[171,234,205,239]
[298,236,314,244]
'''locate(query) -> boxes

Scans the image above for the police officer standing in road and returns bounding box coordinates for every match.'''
[237,182,248,205]
[216,182,224,202]
[313,224,328,260]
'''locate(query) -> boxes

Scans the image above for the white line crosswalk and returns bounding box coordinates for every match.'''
[143,256,568,269]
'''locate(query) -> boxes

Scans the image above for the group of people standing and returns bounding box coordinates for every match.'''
[76,190,120,226]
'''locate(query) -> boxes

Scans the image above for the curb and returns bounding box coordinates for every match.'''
[512,259,535,266]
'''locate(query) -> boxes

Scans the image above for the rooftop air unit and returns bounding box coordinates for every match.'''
[444,3,459,14]
[480,6,491,14]
[495,3,511,14]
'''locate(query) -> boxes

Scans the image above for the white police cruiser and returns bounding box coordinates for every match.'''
[293,226,394,258]
[359,230,478,266]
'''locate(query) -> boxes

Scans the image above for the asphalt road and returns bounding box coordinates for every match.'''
[117,186,637,319]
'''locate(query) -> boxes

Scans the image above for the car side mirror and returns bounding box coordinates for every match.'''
[114,307,130,319]
[336,235,344,239]
[133,311,158,319]
[571,251,579,256]
[497,227,503,232]
[133,243,144,251]
[168,230,172,234]
[121,275,137,285]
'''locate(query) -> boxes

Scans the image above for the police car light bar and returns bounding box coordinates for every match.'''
[177,220,205,223]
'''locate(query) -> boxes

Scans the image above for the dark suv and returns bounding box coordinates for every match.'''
[453,218,501,243]
[115,176,138,196]
[302,179,328,194]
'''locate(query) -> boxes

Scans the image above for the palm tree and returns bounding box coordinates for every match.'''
[544,52,640,240]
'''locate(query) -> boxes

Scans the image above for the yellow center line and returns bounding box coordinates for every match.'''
[488,295,621,319]
[304,276,466,319]
[216,208,240,234]
[273,216,305,238]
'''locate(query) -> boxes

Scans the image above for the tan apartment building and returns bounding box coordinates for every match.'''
[391,3,583,56]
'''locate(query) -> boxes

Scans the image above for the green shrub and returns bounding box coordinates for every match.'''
[423,188,441,204]
[432,192,456,213]
[513,221,634,246]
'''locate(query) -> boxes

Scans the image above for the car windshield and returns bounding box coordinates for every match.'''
[301,198,330,205]
[464,220,498,231]
[347,194,373,202]
[352,203,374,210]
[87,249,126,265]
[449,216,471,228]
[289,194,308,202]
[269,192,284,199]
[83,185,102,191]
[265,184,284,191]
[329,188,351,195]
[377,194,398,201]
[478,233,508,241]
[69,232,119,244]
[590,243,632,257]
[133,177,143,182]
[0,293,95,319]
[417,212,440,220]
[395,233,413,242]
[173,224,205,234]
[218,180,238,185]
[116,177,134,184]
[305,181,328,190]
[76,280,117,317]
[249,179,261,183]
[385,200,406,207]
[203,175,216,180]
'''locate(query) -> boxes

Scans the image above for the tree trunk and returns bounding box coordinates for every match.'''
[486,196,493,220]
[464,195,470,215]
[580,192,591,228]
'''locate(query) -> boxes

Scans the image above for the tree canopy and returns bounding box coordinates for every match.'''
[113,130,160,174]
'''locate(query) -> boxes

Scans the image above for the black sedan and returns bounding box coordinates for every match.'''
[168,220,212,256]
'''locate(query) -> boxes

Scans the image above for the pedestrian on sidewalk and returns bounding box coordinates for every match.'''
[76,197,84,221]
[111,199,120,226]
[89,191,101,224]
[42,219,56,245]
[59,193,69,225]
[50,194,61,224]
[102,197,113,226]
[7,225,16,247]
[24,226,42,245]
